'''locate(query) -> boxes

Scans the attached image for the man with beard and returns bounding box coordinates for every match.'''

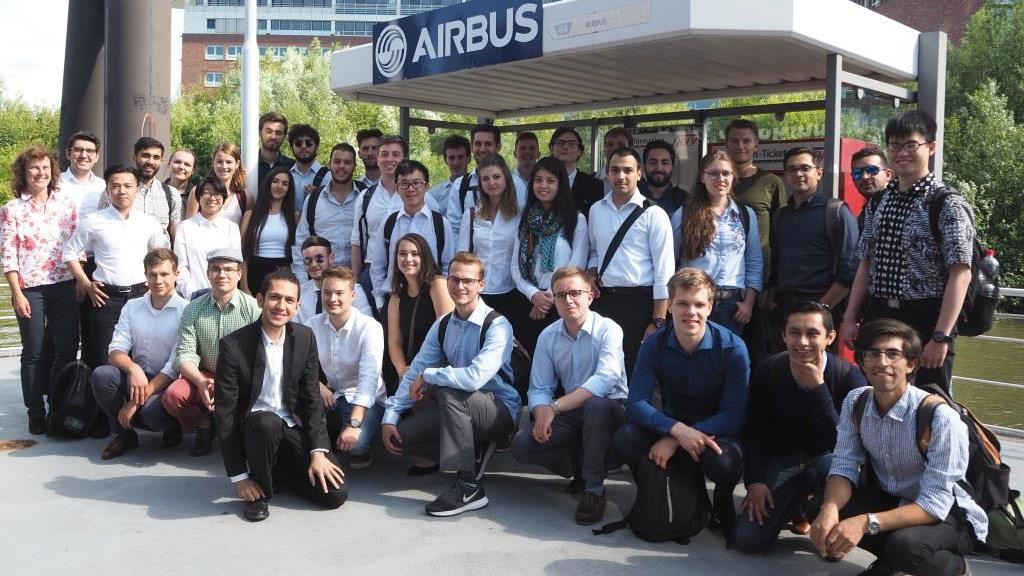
[98,137,181,244]
[426,134,470,217]
[288,124,324,214]
[61,130,105,219]
[549,127,604,216]
[640,139,688,215]
[257,112,294,185]
[356,128,383,189]
[597,127,632,194]
[850,147,892,230]
[293,143,361,276]
[513,131,540,190]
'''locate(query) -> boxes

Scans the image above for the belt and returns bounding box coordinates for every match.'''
[100,282,147,295]
[872,296,942,310]
[600,286,653,297]
[714,288,741,301]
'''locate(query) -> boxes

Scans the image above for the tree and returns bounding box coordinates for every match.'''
[0,84,61,204]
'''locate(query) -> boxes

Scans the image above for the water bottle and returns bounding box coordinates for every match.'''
[980,249,999,298]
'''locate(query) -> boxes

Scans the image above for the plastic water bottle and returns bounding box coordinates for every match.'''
[980,249,1000,298]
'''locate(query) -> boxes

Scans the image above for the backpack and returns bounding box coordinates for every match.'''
[354,182,379,263]
[852,382,1011,512]
[928,187,997,336]
[458,171,479,215]
[593,456,710,543]
[986,489,1024,563]
[46,360,101,439]
[770,195,847,277]
[306,176,367,237]
[437,309,532,405]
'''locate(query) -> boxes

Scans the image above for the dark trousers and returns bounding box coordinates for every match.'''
[732,452,833,553]
[829,481,975,575]
[592,286,653,378]
[246,255,290,295]
[481,290,519,324]
[16,280,79,419]
[864,297,954,394]
[396,387,515,474]
[85,284,147,369]
[89,365,177,435]
[613,422,744,524]
[511,397,625,487]
[244,411,348,509]
[513,291,559,357]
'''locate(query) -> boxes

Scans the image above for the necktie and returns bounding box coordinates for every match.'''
[316,290,323,314]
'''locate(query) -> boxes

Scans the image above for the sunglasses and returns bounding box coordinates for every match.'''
[851,165,884,181]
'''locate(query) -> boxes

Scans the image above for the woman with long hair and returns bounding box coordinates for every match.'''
[0,145,79,434]
[165,148,197,219]
[672,150,762,335]
[510,156,589,353]
[185,142,249,224]
[174,176,242,298]
[456,154,520,319]
[240,166,297,295]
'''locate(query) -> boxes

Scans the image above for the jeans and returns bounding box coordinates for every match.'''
[324,397,384,456]
[710,294,742,335]
[16,280,79,419]
[733,452,833,553]
[90,365,177,435]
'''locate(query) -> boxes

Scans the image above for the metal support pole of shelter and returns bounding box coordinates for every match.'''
[823,53,843,199]
[241,0,259,198]
[918,31,947,179]
[399,107,410,143]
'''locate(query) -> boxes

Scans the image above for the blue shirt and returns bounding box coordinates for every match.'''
[626,322,750,438]
[771,191,859,293]
[383,300,520,425]
[528,310,628,411]
[831,386,988,542]
[671,200,763,291]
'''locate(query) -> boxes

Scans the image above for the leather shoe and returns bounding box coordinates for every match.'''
[406,462,439,476]
[29,417,47,435]
[574,490,607,525]
[242,498,269,522]
[102,430,139,460]
[160,426,183,449]
[190,426,214,456]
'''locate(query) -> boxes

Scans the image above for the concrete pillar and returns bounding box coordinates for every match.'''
[58,0,105,171]
[918,31,947,179]
[104,0,171,167]
[822,53,843,199]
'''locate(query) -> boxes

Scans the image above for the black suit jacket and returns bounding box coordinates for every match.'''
[215,320,329,478]
[572,170,605,217]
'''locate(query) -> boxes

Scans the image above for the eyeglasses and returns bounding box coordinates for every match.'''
[199,190,224,199]
[209,265,239,275]
[554,289,590,302]
[292,138,316,147]
[851,165,883,181]
[784,164,817,175]
[552,139,579,148]
[886,140,930,154]
[397,180,426,190]
[447,276,482,287]
[70,147,97,156]
[303,254,329,266]
[702,170,732,179]
[862,348,906,362]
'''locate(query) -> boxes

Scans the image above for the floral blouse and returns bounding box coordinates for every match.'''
[0,192,78,288]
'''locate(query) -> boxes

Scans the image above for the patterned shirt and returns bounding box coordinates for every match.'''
[174,289,261,373]
[831,386,988,542]
[0,192,78,288]
[98,179,182,245]
[858,173,975,300]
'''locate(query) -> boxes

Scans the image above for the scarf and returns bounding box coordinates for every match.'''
[517,204,562,287]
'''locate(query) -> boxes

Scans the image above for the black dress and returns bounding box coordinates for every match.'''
[383,286,437,394]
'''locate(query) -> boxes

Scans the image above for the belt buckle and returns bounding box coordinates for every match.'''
[117,286,132,293]
[886,298,900,309]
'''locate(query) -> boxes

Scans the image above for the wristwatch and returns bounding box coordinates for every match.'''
[348,418,362,429]
[864,513,881,536]
[931,330,953,344]
[550,400,561,416]
[651,317,666,329]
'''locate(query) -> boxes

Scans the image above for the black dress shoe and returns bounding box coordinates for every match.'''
[243,498,269,522]
[406,463,439,476]
[190,426,214,456]
[102,430,139,460]
[28,417,47,435]
[160,426,183,449]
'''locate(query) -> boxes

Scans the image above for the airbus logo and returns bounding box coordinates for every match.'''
[375,24,407,79]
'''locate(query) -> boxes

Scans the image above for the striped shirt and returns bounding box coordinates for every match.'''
[173,289,261,373]
[831,386,988,542]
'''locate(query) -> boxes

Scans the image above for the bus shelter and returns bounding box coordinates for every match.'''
[329,0,946,197]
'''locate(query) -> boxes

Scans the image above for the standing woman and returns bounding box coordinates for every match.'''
[671,150,762,335]
[165,148,197,219]
[1,146,80,434]
[174,176,242,298]
[510,156,589,354]
[185,142,249,225]
[456,154,520,319]
[240,166,297,295]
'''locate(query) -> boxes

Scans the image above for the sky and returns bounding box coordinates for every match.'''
[0,0,69,107]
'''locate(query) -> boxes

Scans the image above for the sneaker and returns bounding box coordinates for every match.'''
[855,560,904,576]
[242,498,270,522]
[350,452,373,470]
[474,441,497,481]
[425,481,489,517]
[574,490,607,525]
[101,429,139,460]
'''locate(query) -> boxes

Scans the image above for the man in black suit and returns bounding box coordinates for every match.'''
[215,268,347,522]
[549,126,604,215]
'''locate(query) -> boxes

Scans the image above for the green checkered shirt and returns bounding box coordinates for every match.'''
[174,290,261,373]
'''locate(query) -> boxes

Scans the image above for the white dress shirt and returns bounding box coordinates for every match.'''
[292,183,359,276]
[107,292,189,378]
[426,177,459,217]
[587,190,675,300]
[60,168,105,219]
[457,208,520,294]
[251,328,296,427]
[511,212,589,301]
[305,310,386,408]
[349,183,403,263]
[62,206,168,286]
[445,171,527,248]
[368,205,454,300]
[290,159,323,213]
[296,279,373,324]
[173,213,241,297]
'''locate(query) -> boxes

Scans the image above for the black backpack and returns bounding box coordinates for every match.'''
[437,309,532,405]
[594,456,710,543]
[928,187,997,336]
[47,360,101,439]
